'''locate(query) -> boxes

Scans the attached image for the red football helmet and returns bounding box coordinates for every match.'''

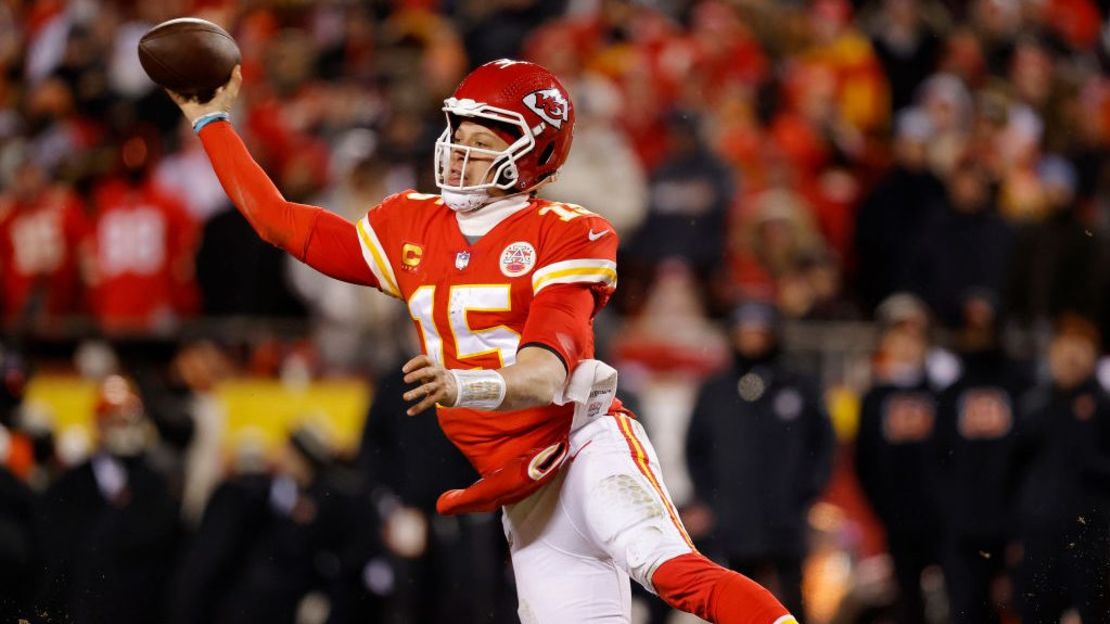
[435,59,575,194]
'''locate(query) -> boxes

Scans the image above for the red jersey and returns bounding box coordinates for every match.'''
[89,178,200,331]
[0,187,90,323]
[357,191,618,475]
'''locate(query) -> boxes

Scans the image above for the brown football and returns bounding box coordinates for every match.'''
[138,17,240,103]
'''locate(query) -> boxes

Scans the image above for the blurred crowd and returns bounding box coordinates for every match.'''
[1,0,1110,622]
[1,0,1108,339]
[0,347,521,624]
[1,293,1109,623]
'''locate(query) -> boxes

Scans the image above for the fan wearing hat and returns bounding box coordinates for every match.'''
[855,293,944,624]
[685,300,835,619]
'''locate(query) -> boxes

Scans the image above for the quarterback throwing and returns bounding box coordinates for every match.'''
[171,58,797,624]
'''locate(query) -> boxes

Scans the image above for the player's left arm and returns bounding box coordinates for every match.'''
[401,284,597,414]
[402,345,568,416]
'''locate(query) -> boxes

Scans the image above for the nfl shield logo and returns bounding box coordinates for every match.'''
[455,251,470,270]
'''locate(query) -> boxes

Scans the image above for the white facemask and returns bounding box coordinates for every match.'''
[442,189,493,213]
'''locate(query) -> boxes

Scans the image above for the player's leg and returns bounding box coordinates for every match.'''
[502,468,632,623]
[574,414,797,624]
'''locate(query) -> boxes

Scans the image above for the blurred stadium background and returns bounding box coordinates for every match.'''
[0,0,1108,622]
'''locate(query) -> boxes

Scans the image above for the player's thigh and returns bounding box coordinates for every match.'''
[509,533,631,624]
[568,414,696,591]
[503,474,631,624]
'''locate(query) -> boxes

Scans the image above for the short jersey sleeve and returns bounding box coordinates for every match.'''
[530,204,619,309]
[354,191,415,299]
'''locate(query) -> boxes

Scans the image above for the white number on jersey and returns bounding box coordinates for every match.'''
[408,285,520,367]
[538,203,595,222]
[98,208,166,277]
[11,212,64,274]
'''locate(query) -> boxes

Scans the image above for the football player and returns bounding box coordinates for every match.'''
[170,59,796,624]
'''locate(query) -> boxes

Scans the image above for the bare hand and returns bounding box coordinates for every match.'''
[166,64,243,124]
[401,355,458,415]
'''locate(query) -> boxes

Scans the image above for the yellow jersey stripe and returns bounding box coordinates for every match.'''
[355,219,400,298]
[533,267,617,294]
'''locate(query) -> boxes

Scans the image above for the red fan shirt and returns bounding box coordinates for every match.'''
[88,178,200,331]
[0,187,90,323]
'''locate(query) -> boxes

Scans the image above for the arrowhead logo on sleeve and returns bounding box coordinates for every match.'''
[523,89,569,129]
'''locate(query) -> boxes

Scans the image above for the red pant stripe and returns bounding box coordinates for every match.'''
[614,414,696,551]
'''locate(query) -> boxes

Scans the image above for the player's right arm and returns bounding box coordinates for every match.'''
[167,66,378,288]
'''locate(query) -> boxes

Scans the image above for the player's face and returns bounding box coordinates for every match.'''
[448,121,511,191]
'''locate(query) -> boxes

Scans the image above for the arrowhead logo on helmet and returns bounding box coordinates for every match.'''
[435,59,576,199]
[523,89,569,129]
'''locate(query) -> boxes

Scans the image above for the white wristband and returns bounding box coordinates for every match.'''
[448,369,506,410]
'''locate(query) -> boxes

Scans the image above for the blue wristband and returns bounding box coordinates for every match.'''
[192,112,230,134]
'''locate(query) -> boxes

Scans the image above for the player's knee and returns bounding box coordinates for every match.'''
[590,474,691,589]
[623,521,688,589]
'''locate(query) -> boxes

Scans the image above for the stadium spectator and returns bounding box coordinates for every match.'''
[154,121,232,223]
[731,187,834,319]
[0,426,38,618]
[458,0,569,67]
[173,424,386,624]
[193,196,307,317]
[854,109,946,312]
[1007,154,1106,329]
[855,293,944,624]
[865,0,945,115]
[624,109,734,313]
[906,152,1014,326]
[87,131,200,333]
[1013,314,1110,623]
[796,0,890,138]
[168,442,273,624]
[531,30,648,238]
[0,159,90,327]
[933,291,1030,623]
[37,375,181,623]
[685,300,836,618]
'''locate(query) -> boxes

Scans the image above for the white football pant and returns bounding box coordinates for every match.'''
[503,413,697,623]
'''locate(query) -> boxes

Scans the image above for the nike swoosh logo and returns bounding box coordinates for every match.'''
[587,229,610,241]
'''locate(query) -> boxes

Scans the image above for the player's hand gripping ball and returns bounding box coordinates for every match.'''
[138,17,240,104]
